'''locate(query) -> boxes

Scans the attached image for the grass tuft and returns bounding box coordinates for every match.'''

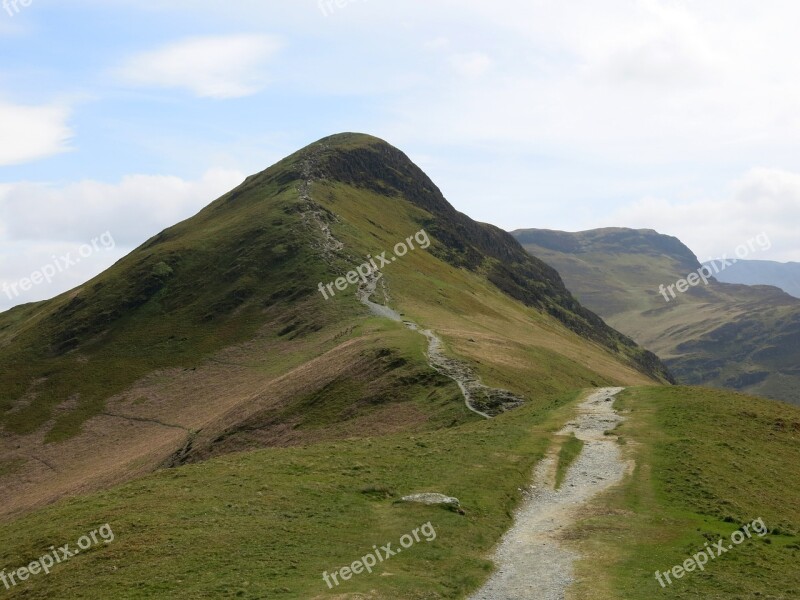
[555,432,584,489]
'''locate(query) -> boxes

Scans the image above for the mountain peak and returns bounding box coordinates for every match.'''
[514,226,700,271]
[312,131,389,150]
[247,131,457,218]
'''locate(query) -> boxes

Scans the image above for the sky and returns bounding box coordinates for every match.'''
[2,0,800,311]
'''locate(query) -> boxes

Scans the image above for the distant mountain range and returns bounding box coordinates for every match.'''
[703,259,800,299]
[513,227,800,405]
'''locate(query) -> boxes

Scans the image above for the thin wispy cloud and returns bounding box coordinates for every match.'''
[115,34,282,99]
[0,168,245,245]
[600,167,800,263]
[0,168,245,310]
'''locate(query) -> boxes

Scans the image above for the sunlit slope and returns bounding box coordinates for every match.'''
[571,386,800,599]
[0,386,796,599]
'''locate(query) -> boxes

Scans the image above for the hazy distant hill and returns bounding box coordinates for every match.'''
[704,259,800,299]
[513,227,800,405]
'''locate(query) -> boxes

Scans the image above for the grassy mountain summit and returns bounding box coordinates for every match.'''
[0,134,668,519]
[513,227,800,404]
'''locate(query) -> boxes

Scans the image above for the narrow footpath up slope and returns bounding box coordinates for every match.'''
[470,388,630,600]
[357,271,523,418]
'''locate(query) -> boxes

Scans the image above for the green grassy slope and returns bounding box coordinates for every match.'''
[0,391,581,599]
[312,136,670,383]
[3,134,794,600]
[513,227,800,405]
[0,161,335,442]
[0,138,669,444]
[569,386,800,599]
[1,385,796,599]
[1,135,670,521]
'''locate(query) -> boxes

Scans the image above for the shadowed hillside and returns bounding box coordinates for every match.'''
[514,227,800,404]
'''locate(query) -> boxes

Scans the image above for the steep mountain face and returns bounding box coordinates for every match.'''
[0,134,670,518]
[291,135,670,374]
[705,259,800,299]
[514,227,800,405]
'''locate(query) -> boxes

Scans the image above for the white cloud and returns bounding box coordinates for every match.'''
[594,0,721,87]
[0,168,245,246]
[116,34,281,98]
[0,168,245,311]
[4,0,798,269]
[374,0,800,168]
[0,102,72,165]
[597,168,800,263]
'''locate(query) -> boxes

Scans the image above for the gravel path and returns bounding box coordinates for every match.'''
[357,273,523,418]
[469,387,630,600]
